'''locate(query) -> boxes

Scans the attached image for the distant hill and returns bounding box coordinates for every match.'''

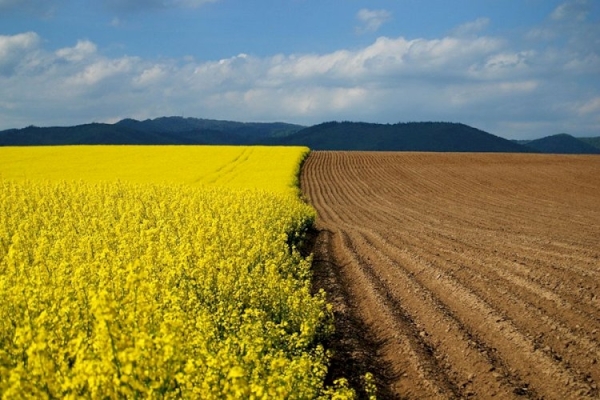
[266,121,535,152]
[578,136,600,150]
[0,117,305,146]
[116,117,303,140]
[521,133,600,155]
[0,123,169,146]
[2,117,598,154]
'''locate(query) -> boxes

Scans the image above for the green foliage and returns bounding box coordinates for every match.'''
[271,121,536,152]
[578,136,600,150]
[524,133,600,154]
[0,117,305,146]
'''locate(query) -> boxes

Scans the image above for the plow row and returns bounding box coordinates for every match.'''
[302,152,600,399]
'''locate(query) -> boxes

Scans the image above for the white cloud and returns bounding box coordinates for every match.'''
[451,17,490,37]
[577,97,600,115]
[529,0,597,44]
[551,0,590,22]
[0,32,41,75]
[0,32,39,57]
[66,58,135,87]
[56,40,97,62]
[0,19,598,139]
[356,9,392,34]
[564,53,600,73]
[467,51,536,79]
[264,35,504,84]
[133,65,168,87]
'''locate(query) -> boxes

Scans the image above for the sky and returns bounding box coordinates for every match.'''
[1,0,599,139]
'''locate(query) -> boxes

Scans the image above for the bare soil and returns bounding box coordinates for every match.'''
[301,152,600,400]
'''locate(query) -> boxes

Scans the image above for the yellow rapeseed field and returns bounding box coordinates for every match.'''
[0,145,306,193]
[0,146,354,399]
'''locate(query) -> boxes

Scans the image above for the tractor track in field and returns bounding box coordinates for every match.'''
[301,151,600,399]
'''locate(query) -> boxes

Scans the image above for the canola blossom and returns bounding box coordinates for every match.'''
[0,145,306,194]
[0,146,354,399]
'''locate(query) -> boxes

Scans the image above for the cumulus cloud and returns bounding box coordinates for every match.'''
[577,97,600,115]
[551,0,590,22]
[527,1,594,43]
[527,0,599,72]
[56,40,97,62]
[356,9,392,34]
[66,58,135,87]
[0,12,599,139]
[133,65,168,87]
[451,17,490,37]
[0,32,41,75]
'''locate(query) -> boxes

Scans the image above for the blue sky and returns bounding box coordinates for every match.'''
[1,0,599,139]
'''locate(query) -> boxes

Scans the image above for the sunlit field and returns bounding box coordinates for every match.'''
[0,146,353,398]
[0,145,306,193]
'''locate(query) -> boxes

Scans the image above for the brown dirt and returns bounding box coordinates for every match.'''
[301,152,600,400]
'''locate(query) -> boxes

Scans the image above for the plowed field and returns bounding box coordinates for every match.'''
[301,152,600,399]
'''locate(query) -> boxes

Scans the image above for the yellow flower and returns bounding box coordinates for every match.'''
[0,146,350,399]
